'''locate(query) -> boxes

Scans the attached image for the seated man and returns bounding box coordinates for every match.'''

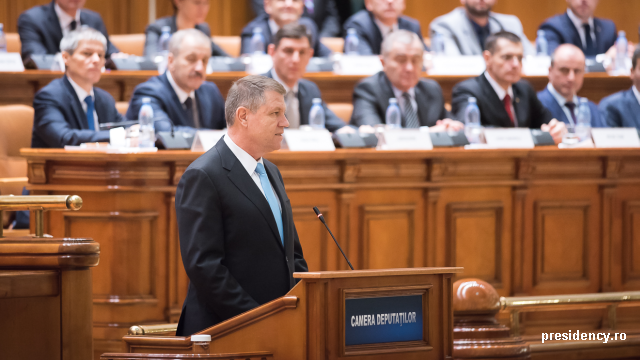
[127,29,226,134]
[538,0,616,57]
[451,31,567,143]
[265,24,348,132]
[538,44,605,128]
[350,30,462,130]
[250,0,342,38]
[32,27,123,148]
[18,0,119,61]
[599,48,640,129]
[429,0,535,56]
[343,0,427,55]
[240,0,331,57]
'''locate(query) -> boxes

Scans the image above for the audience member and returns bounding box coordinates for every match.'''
[538,44,605,128]
[127,29,226,134]
[240,0,331,57]
[250,0,342,38]
[451,31,567,143]
[32,27,123,148]
[144,0,229,57]
[342,0,427,55]
[429,0,535,56]
[599,48,640,129]
[350,30,462,130]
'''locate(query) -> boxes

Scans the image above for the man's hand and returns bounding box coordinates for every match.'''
[540,118,567,144]
[432,118,465,132]
[335,126,356,134]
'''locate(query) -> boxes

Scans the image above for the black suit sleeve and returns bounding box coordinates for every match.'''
[176,168,261,319]
[350,81,384,126]
[17,12,49,60]
[528,89,554,127]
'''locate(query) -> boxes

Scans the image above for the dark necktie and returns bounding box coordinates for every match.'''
[583,24,596,56]
[183,97,195,128]
[402,92,420,128]
[503,94,515,126]
[84,95,95,131]
[565,101,577,126]
[70,20,77,31]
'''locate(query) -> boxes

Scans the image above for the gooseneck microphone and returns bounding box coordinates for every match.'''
[313,206,354,270]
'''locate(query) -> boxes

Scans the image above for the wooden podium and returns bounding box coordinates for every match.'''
[120,267,461,360]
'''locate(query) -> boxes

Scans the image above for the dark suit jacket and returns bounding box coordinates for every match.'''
[240,14,332,57]
[537,87,605,128]
[18,0,119,61]
[126,72,226,133]
[250,0,341,38]
[342,10,428,55]
[599,87,640,129]
[32,75,123,148]
[350,71,451,127]
[263,71,347,132]
[175,138,308,335]
[538,12,617,56]
[451,74,554,128]
[143,15,229,57]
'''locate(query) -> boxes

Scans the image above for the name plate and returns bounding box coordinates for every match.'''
[191,130,227,152]
[245,54,273,75]
[591,128,640,148]
[484,128,535,149]
[0,53,25,72]
[282,129,336,151]
[377,129,433,150]
[522,56,551,76]
[334,55,382,75]
[428,56,485,76]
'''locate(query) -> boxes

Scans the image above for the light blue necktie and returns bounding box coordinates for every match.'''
[255,163,283,245]
[84,95,95,131]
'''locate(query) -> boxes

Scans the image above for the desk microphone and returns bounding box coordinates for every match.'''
[313,206,354,270]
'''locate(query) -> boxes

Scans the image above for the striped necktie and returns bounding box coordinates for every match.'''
[402,92,420,128]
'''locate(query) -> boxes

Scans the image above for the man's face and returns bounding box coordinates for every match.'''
[549,47,586,99]
[365,0,405,24]
[167,36,210,92]
[245,90,290,154]
[381,40,423,92]
[268,37,313,85]
[265,0,304,26]
[175,0,210,24]
[484,39,524,86]
[63,39,105,85]
[566,0,599,20]
[56,0,86,12]
[461,0,496,17]
[630,61,640,89]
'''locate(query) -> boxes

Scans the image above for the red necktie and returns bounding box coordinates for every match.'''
[503,94,515,126]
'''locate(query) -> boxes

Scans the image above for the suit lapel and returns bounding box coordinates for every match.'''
[265,161,289,248]
[542,88,569,125]
[194,88,210,129]
[379,72,396,123]
[47,2,64,49]
[367,12,383,54]
[478,75,512,127]
[160,73,189,126]
[62,76,88,130]
[298,82,311,126]
[563,13,583,48]
[512,85,529,128]
[626,89,640,120]
[414,83,430,126]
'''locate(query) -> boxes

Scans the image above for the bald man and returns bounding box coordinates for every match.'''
[537,44,605,128]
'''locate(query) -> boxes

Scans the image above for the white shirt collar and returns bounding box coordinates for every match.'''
[391,85,415,101]
[166,70,195,105]
[54,3,81,33]
[567,8,595,49]
[373,17,398,39]
[484,71,513,101]
[268,18,280,37]
[66,75,94,102]
[567,8,594,29]
[547,82,579,106]
[633,86,640,106]
[223,134,264,175]
[270,68,298,94]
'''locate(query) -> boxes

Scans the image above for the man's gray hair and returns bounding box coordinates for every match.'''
[59,26,107,54]
[381,29,423,57]
[225,75,286,127]
[168,29,212,56]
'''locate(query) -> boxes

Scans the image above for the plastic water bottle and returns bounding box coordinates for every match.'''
[250,28,266,54]
[0,24,7,53]
[385,98,401,129]
[138,98,155,148]
[575,98,592,141]
[431,32,445,55]
[309,98,325,129]
[157,26,172,74]
[464,97,483,144]
[536,30,548,56]
[345,28,359,55]
[615,30,628,73]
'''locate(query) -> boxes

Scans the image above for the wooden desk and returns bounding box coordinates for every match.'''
[20,147,640,356]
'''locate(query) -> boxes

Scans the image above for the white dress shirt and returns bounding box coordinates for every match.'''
[166,70,200,128]
[547,82,580,125]
[271,68,300,128]
[391,85,417,116]
[223,134,281,210]
[566,8,595,51]
[374,18,399,40]
[633,86,640,106]
[484,71,518,126]
[54,3,81,36]
[66,75,99,130]
[268,19,280,36]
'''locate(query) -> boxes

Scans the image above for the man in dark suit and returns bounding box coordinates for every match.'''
[342,0,427,55]
[451,31,567,143]
[18,0,119,62]
[175,75,308,335]
[250,0,342,38]
[264,24,348,132]
[240,0,331,57]
[538,44,605,128]
[599,47,640,129]
[538,0,617,57]
[350,30,462,131]
[32,27,123,148]
[127,29,226,134]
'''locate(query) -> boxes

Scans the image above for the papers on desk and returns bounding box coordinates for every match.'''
[0,53,25,72]
[64,143,158,153]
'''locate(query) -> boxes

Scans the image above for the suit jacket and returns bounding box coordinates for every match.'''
[451,74,553,128]
[350,71,451,127]
[175,138,308,335]
[18,0,119,61]
[538,12,617,56]
[32,75,123,148]
[250,0,341,38]
[429,7,535,56]
[537,87,605,128]
[143,16,229,57]
[342,10,428,55]
[240,14,332,57]
[126,72,226,133]
[263,71,347,132]
[599,87,640,129]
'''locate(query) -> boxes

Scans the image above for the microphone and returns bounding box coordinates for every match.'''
[313,206,354,270]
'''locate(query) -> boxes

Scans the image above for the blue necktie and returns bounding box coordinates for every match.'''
[84,95,95,131]
[255,163,284,245]
[583,24,596,57]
